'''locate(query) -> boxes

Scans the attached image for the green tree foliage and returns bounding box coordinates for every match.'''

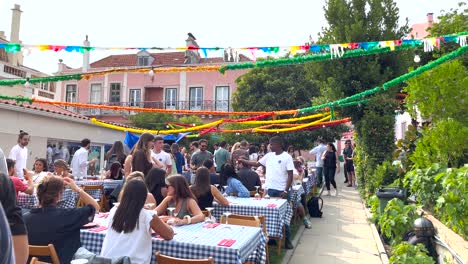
[378,198,418,245]
[128,112,176,130]
[232,62,347,149]
[178,115,204,126]
[429,2,468,37]
[389,243,435,264]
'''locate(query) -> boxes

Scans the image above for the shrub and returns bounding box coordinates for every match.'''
[378,198,418,245]
[389,242,435,264]
[403,164,445,209]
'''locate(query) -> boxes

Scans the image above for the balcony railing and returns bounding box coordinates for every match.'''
[74,100,232,116]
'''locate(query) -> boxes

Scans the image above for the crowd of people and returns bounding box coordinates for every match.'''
[0,129,355,264]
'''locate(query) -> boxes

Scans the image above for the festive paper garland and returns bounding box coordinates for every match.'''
[253,115,331,133]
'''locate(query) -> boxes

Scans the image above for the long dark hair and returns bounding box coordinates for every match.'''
[108,141,126,162]
[37,176,64,207]
[111,180,148,233]
[191,167,211,198]
[219,163,239,186]
[166,174,196,201]
[34,158,48,172]
[133,133,154,160]
[109,162,123,180]
[145,168,166,204]
[327,142,337,152]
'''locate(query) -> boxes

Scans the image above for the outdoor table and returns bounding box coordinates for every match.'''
[17,188,78,209]
[212,196,293,238]
[80,216,267,264]
[75,180,123,199]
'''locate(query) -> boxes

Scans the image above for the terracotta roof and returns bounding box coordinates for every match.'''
[89,52,252,68]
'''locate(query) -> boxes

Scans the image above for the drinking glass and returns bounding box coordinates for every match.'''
[167,207,175,217]
[223,211,232,224]
[254,186,261,199]
[205,207,215,223]
[222,185,228,197]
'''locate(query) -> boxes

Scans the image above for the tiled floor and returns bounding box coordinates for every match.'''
[288,175,382,264]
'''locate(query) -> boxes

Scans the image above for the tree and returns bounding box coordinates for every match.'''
[128,112,176,130]
[429,2,468,37]
[232,61,347,149]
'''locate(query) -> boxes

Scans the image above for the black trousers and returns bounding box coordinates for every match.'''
[323,166,337,190]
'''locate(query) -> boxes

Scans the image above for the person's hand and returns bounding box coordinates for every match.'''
[280,191,288,199]
[63,177,80,192]
[92,158,98,164]
[23,169,33,181]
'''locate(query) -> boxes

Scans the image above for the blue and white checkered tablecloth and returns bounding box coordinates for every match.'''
[17,189,78,209]
[213,197,292,238]
[75,180,123,199]
[81,221,266,264]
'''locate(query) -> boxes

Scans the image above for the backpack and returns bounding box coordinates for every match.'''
[308,197,323,218]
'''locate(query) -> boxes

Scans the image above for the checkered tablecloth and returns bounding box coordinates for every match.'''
[213,197,292,238]
[17,189,78,209]
[81,221,266,264]
[75,180,123,199]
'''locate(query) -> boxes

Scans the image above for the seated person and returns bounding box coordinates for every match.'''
[53,159,74,179]
[106,161,123,180]
[220,164,250,198]
[117,171,157,208]
[145,168,167,206]
[190,167,229,210]
[101,180,173,264]
[31,158,49,183]
[237,162,262,191]
[202,159,220,185]
[23,176,100,263]
[155,175,204,225]
[6,159,34,196]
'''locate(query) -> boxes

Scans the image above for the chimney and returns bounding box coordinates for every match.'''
[58,59,66,72]
[427,13,434,27]
[0,31,6,40]
[9,4,22,66]
[82,35,90,72]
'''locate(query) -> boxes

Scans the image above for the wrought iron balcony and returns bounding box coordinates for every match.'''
[73,100,232,116]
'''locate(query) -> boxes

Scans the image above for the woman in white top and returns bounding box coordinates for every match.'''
[31,158,49,183]
[101,180,174,264]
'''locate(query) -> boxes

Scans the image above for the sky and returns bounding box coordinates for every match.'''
[0,0,463,74]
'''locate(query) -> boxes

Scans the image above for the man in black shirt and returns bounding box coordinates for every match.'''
[0,147,28,264]
[237,162,262,191]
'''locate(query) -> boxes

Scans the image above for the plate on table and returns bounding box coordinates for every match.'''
[81,222,99,229]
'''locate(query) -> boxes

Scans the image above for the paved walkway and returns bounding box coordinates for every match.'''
[288,174,383,264]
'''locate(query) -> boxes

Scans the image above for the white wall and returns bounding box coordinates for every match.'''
[395,112,412,140]
[0,104,126,169]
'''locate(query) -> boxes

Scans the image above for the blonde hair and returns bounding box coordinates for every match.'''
[119,171,146,201]
[230,142,241,153]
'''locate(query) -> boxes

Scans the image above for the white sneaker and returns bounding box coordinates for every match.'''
[326,190,331,196]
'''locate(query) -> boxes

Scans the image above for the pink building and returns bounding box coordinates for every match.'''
[406,13,434,39]
[55,34,250,123]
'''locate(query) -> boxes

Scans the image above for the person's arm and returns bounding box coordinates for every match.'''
[155,196,171,216]
[177,199,204,225]
[321,151,327,160]
[124,155,132,177]
[151,156,164,169]
[211,185,229,206]
[64,177,100,211]
[22,169,34,195]
[12,235,28,264]
[238,158,260,168]
[335,152,340,173]
[149,215,174,240]
[146,193,157,207]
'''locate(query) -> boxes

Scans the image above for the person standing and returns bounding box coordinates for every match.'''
[309,139,327,188]
[214,141,230,173]
[70,138,97,181]
[231,140,249,170]
[9,130,30,179]
[343,140,356,187]
[60,144,70,164]
[190,139,213,170]
[151,136,172,176]
[171,143,185,174]
[321,143,340,196]
[239,136,294,249]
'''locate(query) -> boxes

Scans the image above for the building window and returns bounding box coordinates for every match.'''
[3,65,26,78]
[138,56,149,66]
[65,84,77,103]
[165,88,177,109]
[90,84,102,104]
[215,86,230,111]
[109,83,121,104]
[40,82,49,91]
[129,89,142,107]
[189,87,203,110]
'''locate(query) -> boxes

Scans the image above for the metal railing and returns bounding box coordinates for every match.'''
[75,100,232,116]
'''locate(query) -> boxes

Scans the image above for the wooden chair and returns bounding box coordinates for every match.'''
[155,251,214,264]
[29,257,48,264]
[77,184,108,211]
[28,244,60,264]
[220,214,270,264]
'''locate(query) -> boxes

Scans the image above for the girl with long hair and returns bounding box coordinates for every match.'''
[101,180,173,264]
[23,176,99,263]
[321,143,340,196]
[53,159,74,179]
[106,162,123,180]
[155,175,204,225]
[131,133,155,176]
[171,143,185,174]
[145,168,167,205]
[220,164,250,198]
[31,158,49,183]
[105,141,127,170]
[190,167,228,210]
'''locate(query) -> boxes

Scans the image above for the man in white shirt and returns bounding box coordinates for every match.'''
[9,131,30,179]
[239,136,294,249]
[309,138,327,188]
[71,138,97,180]
[151,136,172,176]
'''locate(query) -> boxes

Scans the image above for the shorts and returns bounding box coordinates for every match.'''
[345,161,355,172]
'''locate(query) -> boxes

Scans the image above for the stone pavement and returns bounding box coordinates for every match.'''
[287,174,383,264]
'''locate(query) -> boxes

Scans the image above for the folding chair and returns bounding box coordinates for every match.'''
[77,184,108,211]
[28,244,60,264]
[155,251,214,264]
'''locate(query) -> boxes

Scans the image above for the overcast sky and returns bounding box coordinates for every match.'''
[0,0,463,74]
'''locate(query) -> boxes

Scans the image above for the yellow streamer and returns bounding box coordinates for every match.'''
[91,118,223,134]
[253,115,331,133]
[240,112,328,125]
